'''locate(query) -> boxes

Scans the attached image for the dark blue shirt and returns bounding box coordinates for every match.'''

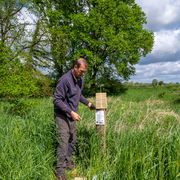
[53,70,89,118]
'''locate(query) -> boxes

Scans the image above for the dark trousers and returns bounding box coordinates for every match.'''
[54,113,76,177]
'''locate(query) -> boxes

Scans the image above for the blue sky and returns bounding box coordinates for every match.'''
[129,0,180,83]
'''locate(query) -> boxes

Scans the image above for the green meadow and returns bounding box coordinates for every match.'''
[1,86,180,180]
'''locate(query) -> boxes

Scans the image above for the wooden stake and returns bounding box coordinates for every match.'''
[95,93,107,150]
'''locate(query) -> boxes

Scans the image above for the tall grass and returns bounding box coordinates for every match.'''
[0,97,56,180]
[1,86,180,179]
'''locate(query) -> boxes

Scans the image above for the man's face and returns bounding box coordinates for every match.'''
[74,64,87,78]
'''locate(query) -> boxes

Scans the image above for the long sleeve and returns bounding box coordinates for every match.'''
[53,79,72,115]
[79,93,89,106]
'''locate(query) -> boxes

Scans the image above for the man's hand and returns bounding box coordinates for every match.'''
[88,102,96,110]
[70,111,81,121]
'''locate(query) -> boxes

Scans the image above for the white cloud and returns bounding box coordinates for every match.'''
[135,0,180,31]
[153,29,180,54]
[138,29,180,65]
[130,61,180,83]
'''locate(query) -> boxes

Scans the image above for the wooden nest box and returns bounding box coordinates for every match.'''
[96,93,107,109]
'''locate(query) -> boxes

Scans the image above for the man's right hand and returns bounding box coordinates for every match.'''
[70,111,81,121]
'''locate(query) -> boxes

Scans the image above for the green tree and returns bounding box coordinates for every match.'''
[31,0,71,81]
[42,0,154,87]
[130,81,134,87]
[123,82,129,86]
[152,79,158,87]
[168,82,173,86]
[159,81,163,86]
[0,0,45,64]
[0,0,51,97]
[70,0,154,87]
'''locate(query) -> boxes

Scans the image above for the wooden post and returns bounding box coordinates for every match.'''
[95,93,107,149]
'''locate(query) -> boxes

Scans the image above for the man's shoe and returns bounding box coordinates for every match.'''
[66,161,77,170]
[57,175,67,180]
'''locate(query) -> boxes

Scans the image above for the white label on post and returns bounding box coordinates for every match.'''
[96,110,104,125]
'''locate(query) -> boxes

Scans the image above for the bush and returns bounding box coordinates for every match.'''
[158,91,166,97]
[0,57,53,97]
[102,79,128,95]
[129,81,134,87]
[159,81,163,86]
[3,98,39,116]
[83,80,128,97]
[152,79,158,87]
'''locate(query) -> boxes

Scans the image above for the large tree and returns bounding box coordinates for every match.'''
[0,0,51,97]
[49,0,154,87]
[31,0,71,80]
[0,0,45,64]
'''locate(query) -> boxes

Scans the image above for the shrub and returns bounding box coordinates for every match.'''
[129,81,134,87]
[3,98,39,116]
[82,84,100,97]
[0,57,53,97]
[83,79,128,97]
[152,79,158,87]
[168,82,173,86]
[159,81,163,86]
[158,91,166,97]
[102,79,128,95]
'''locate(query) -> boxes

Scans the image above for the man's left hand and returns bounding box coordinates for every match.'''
[88,103,96,110]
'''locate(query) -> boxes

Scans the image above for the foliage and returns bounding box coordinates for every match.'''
[158,91,166,97]
[135,82,139,86]
[38,0,154,87]
[0,98,56,179]
[168,82,173,86]
[102,79,128,95]
[83,66,128,96]
[3,98,39,116]
[0,0,46,65]
[152,79,158,87]
[31,0,70,79]
[0,53,52,97]
[0,0,28,59]
[83,84,100,97]
[0,0,52,97]
[75,125,98,168]
[70,0,154,86]
[1,0,154,96]
[1,87,180,179]
[129,81,134,86]
[83,79,128,97]
[159,81,163,86]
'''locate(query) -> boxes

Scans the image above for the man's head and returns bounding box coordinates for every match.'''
[72,58,88,79]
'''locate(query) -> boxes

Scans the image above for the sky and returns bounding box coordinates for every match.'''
[129,0,180,83]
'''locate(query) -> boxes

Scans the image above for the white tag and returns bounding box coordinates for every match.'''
[96,110,104,125]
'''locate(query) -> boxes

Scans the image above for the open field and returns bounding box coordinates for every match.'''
[1,86,180,179]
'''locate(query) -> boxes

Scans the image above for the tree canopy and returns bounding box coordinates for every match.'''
[0,0,154,96]
[46,0,154,87]
[0,0,52,97]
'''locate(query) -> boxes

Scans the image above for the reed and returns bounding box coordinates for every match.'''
[1,86,180,179]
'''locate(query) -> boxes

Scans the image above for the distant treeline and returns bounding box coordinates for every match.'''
[124,80,179,88]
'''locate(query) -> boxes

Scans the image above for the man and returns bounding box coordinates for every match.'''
[53,58,95,180]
